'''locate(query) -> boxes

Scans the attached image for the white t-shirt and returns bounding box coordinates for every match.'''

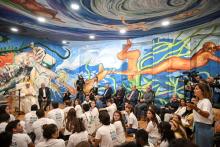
[81,111,96,135]
[63,106,74,115]
[113,121,126,144]
[106,104,117,121]
[156,114,161,123]
[90,107,99,118]
[47,108,64,129]
[193,98,213,124]
[146,121,160,145]
[125,112,138,129]
[82,100,91,105]
[75,105,83,118]
[10,133,32,147]
[95,124,118,147]
[160,140,169,147]
[36,139,65,147]
[0,122,8,133]
[175,106,186,116]
[32,117,57,144]
[24,111,38,133]
[67,131,88,147]
[10,114,15,121]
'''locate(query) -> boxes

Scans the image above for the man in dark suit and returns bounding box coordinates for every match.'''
[102,84,113,104]
[127,85,140,107]
[38,83,51,111]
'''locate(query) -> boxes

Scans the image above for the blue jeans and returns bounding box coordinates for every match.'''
[194,122,214,147]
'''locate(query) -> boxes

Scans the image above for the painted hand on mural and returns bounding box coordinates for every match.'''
[138,42,220,75]
[113,39,141,80]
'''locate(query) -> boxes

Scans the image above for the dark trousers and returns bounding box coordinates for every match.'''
[38,98,51,111]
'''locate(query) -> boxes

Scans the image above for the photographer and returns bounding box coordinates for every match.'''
[76,75,85,103]
[207,76,220,105]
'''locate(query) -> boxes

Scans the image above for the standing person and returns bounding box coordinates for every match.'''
[94,110,118,147]
[112,111,126,144]
[135,85,154,120]
[21,82,38,113]
[187,83,214,147]
[76,75,86,103]
[24,104,38,134]
[101,84,113,105]
[38,83,51,111]
[67,118,89,147]
[5,120,34,147]
[63,90,71,103]
[36,124,65,147]
[91,76,99,96]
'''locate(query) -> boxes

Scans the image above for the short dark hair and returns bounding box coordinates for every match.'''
[82,103,90,112]
[36,109,45,118]
[99,110,110,125]
[52,102,59,108]
[135,129,149,146]
[42,124,58,140]
[31,104,38,111]
[5,120,20,133]
[72,118,86,133]
[0,113,10,123]
[0,132,12,147]
[0,105,7,114]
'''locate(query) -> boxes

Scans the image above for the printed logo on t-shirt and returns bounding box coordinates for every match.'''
[55,112,62,121]
[30,116,37,124]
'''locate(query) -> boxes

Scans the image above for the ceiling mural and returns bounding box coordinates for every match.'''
[0,0,220,41]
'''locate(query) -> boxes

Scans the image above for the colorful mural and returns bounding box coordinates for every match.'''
[0,0,220,41]
[0,23,220,105]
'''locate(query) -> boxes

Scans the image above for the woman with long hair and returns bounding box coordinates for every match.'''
[158,122,175,147]
[36,124,65,147]
[67,118,89,147]
[187,83,214,147]
[145,109,160,146]
[112,111,126,144]
[63,108,77,140]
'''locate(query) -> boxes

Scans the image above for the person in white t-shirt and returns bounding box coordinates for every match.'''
[63,108,77,140]
[148,105,161,123]
[47,102,64,129]
[36,124,65,147]
[0,105,15,122]
[135,129,154,147]
[24,104,38,133]
[67,118,89,147]
[94,110,118,147]
[63,100,74,116]
[100,99,117,121]
[81,103,96,135]
[164,99,186,122]
[90,100,100,129]
[158,121,175,147]
[74,99,83,118]
[5,120,34,147]
[187,83,214,147]
[0,113,10,133]
[145,109,161,146]
[124,104,138,134]
[82,95,91,105]
[32,109,57,144]
[112,111,126,144]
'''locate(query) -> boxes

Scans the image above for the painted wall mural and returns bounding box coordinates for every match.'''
[1,23,220,105]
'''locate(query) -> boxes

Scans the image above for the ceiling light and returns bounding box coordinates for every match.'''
[62,40,67,44]
[37,17,46,23]
[119,28,127,34]
[71,3,80,10]
[161,20,170,26]
[89,34,95,39]
[10,27,19,32]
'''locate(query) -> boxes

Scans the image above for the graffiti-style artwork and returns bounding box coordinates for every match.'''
[1,23,220,104]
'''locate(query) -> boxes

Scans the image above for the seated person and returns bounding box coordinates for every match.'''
[114,85,126,110]
[160,94,179,120]
[124,104,138,135]
[135,85,154,120]
[126,85,140,107]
